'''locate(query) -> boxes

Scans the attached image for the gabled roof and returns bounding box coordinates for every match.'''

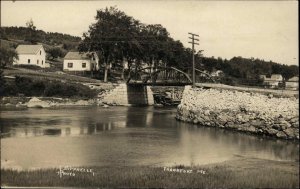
[16,45,44,54]
[271,74,282,77]
[64,52,95,60]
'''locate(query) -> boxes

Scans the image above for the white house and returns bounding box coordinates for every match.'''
[63,52,99,72]
[13,45,49,68]
[260,74,284,88]
[285,76,299,90]
[211,70,224,77]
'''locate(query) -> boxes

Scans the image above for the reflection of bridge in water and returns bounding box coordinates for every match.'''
[8,121,127,137]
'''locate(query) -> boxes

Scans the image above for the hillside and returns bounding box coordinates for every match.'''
[1,26,83,70]
[197,56,299,86]
[1,26,81,50]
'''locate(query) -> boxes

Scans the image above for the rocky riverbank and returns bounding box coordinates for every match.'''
[0,96,104,108]
[176,86,299,140]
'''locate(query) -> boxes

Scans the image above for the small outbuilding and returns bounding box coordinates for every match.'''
[211,70,224,77]
[285,76,299,90]
[63,52,99,72]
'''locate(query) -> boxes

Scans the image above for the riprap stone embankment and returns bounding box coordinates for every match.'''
[176,86,299,140]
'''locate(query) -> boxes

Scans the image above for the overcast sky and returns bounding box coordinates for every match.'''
[1,1,298,65]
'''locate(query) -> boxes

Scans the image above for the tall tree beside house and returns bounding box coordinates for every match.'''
[120,17,144,79]
[0,46,18,68]
[139,24,170,69]
[79,6,143,82]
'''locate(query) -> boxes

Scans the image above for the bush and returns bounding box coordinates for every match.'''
[47,47,65,60]
[15,76,34,96]
[2,82,18,96]
[0,46,18,68]
[13,64,42,70]
[0,70,6,96]
[30,80,46,95]
[2,76,97,98]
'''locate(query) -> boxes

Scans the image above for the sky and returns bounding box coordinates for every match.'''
[1,0,299,65]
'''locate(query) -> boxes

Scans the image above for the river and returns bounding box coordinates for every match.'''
[1,106,299,170]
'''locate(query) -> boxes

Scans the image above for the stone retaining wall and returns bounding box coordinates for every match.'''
[101,84,154,106]
[176,86,299,140]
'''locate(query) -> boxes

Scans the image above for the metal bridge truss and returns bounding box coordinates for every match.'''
[126,66,215,85]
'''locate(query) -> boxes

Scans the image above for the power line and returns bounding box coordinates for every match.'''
[188,32,199,88]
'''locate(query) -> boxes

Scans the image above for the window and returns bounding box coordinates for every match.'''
[82,63,86,68]
[28,59,30,64]
[68,63,73,68]
[37,60,39,64]
[40,50,41,55]
[42,60,43,65]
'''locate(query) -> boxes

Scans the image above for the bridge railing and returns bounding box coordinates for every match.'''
[127,66,193,85]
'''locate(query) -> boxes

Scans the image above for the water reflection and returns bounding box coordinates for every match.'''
[1,107,299,170]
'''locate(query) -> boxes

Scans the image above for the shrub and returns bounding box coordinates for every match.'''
[13,64,42,70]
[3,76,97,98]
[30,80,46,96]
[43,80,97,98]
[0,46,18,68]
[47,47,65,60]
[2,82,18,96]
[15,76,34,96]
[0,70,6,96]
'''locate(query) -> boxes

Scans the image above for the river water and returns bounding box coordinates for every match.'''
[1,106,299,170]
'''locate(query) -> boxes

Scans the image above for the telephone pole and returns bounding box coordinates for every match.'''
[188,32,199,88]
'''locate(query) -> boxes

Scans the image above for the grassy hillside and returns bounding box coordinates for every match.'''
[1,26,81,50]
[0,26,82,70]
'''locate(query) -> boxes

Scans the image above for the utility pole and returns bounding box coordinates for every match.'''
[188,32,199,88]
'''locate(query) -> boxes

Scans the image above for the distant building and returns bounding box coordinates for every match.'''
[285,76,299,90]
[63,52,99,72]
[13,44,49,68]
[260,74,284,88]
[198,70,210,77]
[211,70,224,77]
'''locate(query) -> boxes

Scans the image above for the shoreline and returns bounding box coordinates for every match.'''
[176,86,299,140]
[1,96,106,108]
[1,156,298,188]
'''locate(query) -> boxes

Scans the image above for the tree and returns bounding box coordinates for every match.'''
[0,46,18,68]
[47,47,64,60]
[140,24,170,69]
[26,18,36,30]
[79,6,143,82]
[25,18,38,44]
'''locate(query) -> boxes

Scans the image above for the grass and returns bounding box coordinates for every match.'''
[1,157,299,188]
[3,67,104,84]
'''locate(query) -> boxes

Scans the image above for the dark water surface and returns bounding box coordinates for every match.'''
[1,106,299,170]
